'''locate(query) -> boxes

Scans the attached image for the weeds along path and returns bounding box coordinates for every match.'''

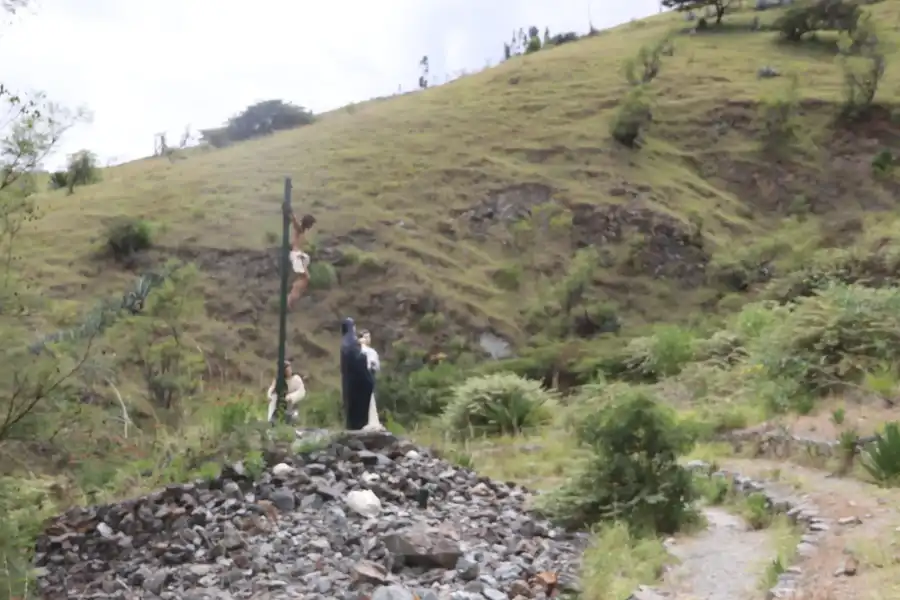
[660,506,773,600]
[721,458,900,600]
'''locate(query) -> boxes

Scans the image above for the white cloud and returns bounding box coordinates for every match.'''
[0,0,661,168]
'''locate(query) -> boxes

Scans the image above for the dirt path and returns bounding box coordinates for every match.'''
[721,458,900,600]
[660,506,774,600]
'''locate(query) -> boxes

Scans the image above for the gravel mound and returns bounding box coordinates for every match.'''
[34,430,587,599]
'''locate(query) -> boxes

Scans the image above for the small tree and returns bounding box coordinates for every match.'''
[837,12,884,118]
[759,74,801,153]
[200,99,314,146]
[775,0,861,42]
[418,56,429,89]
[61,149,100,194]
[662,0,734,24]
[537,386,695,534]
[611,85,652,147]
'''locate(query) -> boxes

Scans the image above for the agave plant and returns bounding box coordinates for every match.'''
[861,422,900,485]
[29,265,176,354]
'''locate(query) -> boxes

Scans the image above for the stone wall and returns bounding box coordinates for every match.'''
[720,424,878,462]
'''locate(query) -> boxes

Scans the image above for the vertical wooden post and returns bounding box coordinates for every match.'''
[274,177,292,422]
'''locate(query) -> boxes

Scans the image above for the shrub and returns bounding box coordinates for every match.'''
[491,264,523,290]
[607,325,697,382]
[105,217,153,261]
[831,407,846,425]
[537,386,696,534]
[759,75,801,153]
[418,312,446,333]
[307,262,337,290]
[296,389,343,427]
[48,150,101,193]
[611,86,652,148]
[774,0,861,42]
[871,149,893,175]
[837,12,885,118]
[740,492,773,529]
[693,474,733,505]
[378,362,464,425]
[623,33,674,86]
[861,421,900,485]
[750,283,900,400]
[442,372,554,438]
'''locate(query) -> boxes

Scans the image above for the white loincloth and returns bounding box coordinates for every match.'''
[290,250,310,274]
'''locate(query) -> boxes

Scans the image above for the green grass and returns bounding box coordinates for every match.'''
[15,1,900,391]
[10,0,900,596]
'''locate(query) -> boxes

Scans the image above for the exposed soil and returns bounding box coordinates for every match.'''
[682,101,900,217]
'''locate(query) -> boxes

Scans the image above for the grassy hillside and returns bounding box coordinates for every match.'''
[8,0,900,595]
[19,2,900,395]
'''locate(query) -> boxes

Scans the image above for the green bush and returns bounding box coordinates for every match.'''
[537,386,696,534]
[603,324,697,382]
[378,362,464,425]
[861,421,900,485]
[774,0,861,42]
[296,389,343,427]
[442,372,554,438]
[491,264,523,291]
[307,262,337,290]
[693,474,733,505]
[837,12,885,118]
[105,217,153,261]
[759,75,800,153]
[750,284,900,400]
[611,85,652,148]
[740,492,773,529]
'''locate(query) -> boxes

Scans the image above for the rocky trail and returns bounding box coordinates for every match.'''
[660,507,773,600]
[33,430,587,600]
[720,458,900,600]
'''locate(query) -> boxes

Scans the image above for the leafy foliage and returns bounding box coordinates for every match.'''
[774,0,861,41]
[49,149,101,193]
[537,387,695,534]
[837,11,885,118]
[611,86,652,148]
[378,361,464,425]
[759,75,801,153]
[442,372,554,438]
[112,263,205,413]
[661,0,734,24]
[199,100,314,147]
[624,34,674,86]
[104,217,153,262]
[861,421,900,485]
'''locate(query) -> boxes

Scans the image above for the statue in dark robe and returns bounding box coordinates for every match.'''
[340,317,374,430]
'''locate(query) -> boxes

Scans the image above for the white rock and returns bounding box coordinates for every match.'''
[346,489,382,518]
[272,463,296,477]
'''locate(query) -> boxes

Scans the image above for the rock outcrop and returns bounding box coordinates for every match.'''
[34,431,586,600]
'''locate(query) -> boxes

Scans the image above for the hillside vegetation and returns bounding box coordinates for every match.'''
[7,0,900,597]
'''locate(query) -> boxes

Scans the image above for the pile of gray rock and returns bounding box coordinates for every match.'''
[34,431,586,600]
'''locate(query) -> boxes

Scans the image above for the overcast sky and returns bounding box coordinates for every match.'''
[0,0,661,169]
